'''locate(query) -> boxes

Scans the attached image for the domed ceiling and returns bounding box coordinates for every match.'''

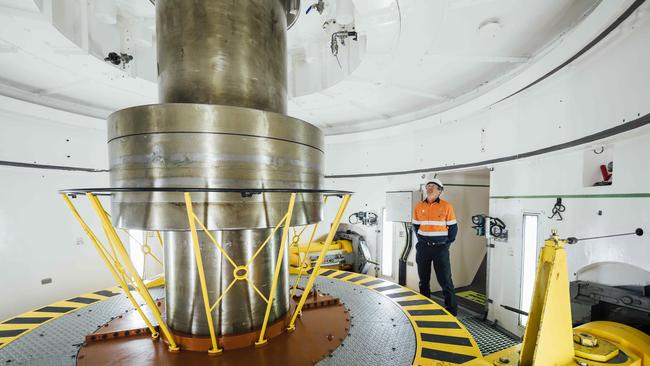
[0,0,601,135]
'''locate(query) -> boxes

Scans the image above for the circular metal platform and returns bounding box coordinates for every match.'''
[0,271,483,365]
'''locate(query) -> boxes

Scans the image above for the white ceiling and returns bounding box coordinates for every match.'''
[0,0,600,135]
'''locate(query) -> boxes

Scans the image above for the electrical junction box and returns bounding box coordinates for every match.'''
[385,191,421,223]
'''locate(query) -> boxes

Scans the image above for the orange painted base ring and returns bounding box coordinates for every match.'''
[167,308,293,352]
[77,292,350,366]
[162,289,342,351]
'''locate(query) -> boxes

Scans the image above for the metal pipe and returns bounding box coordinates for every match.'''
[500,304,529,316]
[566,228,643,244]
[156,0,288,113]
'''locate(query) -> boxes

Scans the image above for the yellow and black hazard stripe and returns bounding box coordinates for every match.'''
[316,269,482,365]
[456,290,487,306]
[0,286,122,350]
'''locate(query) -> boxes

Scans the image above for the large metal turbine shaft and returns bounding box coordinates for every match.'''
[107,0,322,336]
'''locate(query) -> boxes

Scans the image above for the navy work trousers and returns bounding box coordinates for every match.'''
[415,242,457,315]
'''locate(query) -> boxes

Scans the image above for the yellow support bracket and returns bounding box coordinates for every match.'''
[184,193,222,355]
[518,231,574,365]
[210,279,238,312]
[245,277,269,304]
[246,212,289,267]
[86,193,179,352]
[120,227,163,266]
[290,196,328,298]
[102,210,164,269]
[61,194,160,341]
[287,194,351,332]
[192,212,238,270]
[290,222,321,298]
[145,275,165,289]
[155,231,164,248]
[256,193,297,346]
[289,226,308,247]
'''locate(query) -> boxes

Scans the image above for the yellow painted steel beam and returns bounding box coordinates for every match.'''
[289,196,328,298]
[60,194,159,338]
[287,194,351,331]
[86,193,179,352]
[246,212,289,267]
[155,231,164,248]
[519,232,574,365]
[245,277,269,304]
[121,228,163,266]
[488,231,650,366]
[256,193,297,346]
[210,279,238,312]
[184,193,222,355]
[145,275,165,289]
[192,212,238,269]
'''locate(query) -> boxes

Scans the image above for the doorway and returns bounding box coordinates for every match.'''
[428,168,491,315]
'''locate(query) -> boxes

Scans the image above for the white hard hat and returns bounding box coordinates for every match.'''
[426,178,444,189]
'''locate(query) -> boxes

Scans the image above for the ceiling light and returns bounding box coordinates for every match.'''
[478,18,501,38]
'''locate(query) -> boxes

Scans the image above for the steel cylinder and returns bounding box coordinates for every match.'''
[107,104,323,230]
[164,229,288,335]
[156,0,288,113]
[105,0,321,338]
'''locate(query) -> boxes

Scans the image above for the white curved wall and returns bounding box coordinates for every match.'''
[0,96,114,321]
[323,2,650,336]
[324,1,649,175]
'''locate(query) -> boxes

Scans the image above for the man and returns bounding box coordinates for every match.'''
[412,179,458,315]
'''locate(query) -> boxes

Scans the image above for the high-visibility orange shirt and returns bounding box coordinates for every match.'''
[412,198,457,243]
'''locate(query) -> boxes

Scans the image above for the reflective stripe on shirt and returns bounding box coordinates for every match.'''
[413,220,446,226]
[418,230,448,236]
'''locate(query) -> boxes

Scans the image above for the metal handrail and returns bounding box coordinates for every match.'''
[59,187,352,197]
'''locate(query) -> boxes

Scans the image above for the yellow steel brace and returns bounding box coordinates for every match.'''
[256,193,297,346]
[123,228,163,266]
[287,194,351,331]
[289,197,327,300]
[61,194,159,338]
[192,212,238,269]
[518,232,574,365]
[246,212,289,267]
[289,219,322,299]
[184,192,222,355]
[86,193,179,352]
[155,231,164,248]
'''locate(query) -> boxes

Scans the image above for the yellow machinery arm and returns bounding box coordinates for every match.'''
[484,231,650,366]
[289,239,354,274]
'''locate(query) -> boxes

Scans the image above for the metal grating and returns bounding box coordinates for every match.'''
[297,277,416,366]
[0,288,164,366]
[0,281,416,366]
[456,315,519,355]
